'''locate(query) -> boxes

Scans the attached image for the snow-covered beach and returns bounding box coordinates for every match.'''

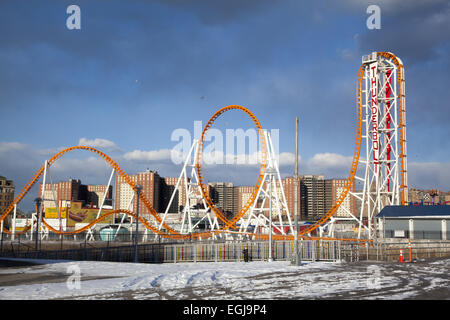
[0,258,448,300]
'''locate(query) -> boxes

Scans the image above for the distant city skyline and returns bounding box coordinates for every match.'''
[1,0,449,212]
[11,168,450,216]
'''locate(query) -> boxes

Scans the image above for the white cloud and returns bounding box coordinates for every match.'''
[123,149,173,162]
[278,152,298,166]
[302,153,353,178]
[78,138,122,152]
[337,48,354,60]
[2,141,449,212]
[50,157,112,181]
[124,148,269,166]
[306,153,353,171]
[0,142,26,153]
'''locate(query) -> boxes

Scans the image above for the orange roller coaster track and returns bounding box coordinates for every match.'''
[0,146,243,240]
[196,105,267,229]
[0,146,195,239]
[297,51,407,236]
[0,52,405,241]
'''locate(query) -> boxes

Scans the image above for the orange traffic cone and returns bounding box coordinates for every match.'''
[399,249,404,263]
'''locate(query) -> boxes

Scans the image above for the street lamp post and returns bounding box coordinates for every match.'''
[267,168,275,262]
[134,184,143,263]
[293,117,301,266]
[34,197,42,251]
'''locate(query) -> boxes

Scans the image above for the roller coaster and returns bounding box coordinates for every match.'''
[0,52,407,242]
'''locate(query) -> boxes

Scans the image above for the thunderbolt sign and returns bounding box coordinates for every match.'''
[369,61,379,173]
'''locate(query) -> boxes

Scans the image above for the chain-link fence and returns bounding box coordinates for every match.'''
[1,230,449,263]
[110,240,341,263]
[339,239,450,262]
[0,235,342,263]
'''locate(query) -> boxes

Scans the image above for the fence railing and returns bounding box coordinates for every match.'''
[0,231,176,255]
[0,230,172,244]
[0,242,168,263]
[339,239,450,262]
[2,231,449,264]
[0,238,342,263]
[162,240,341,263]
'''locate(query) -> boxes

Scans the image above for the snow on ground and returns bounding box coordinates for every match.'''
[0,258,448,300]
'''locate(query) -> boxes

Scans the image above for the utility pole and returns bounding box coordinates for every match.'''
[134,184,143,263]
[34,197,42,251]
[268,169,273,262]
[292,117,301,266]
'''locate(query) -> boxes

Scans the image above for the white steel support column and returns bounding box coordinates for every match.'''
[347,52,407,240]
[115,192,134,238]
[39,160,48,241]
[86,168,115,241]
[160,139,217,239]
[46,168,62,237]
[238,131,292,240]
[11,204,17,241]
[326,52,407,241]
[96,168,115,219]
[268,168,273,262]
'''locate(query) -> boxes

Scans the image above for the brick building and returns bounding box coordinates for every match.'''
[114,169,161,215]
[39,179,112,209]
[208,182,235,218]
[281,176,302,221]
[87,185,113,207]
[0,176,15,228]
[325,179,356,217]
[39,179,82,209]
[159,177,187,214]
[300,175,325,221]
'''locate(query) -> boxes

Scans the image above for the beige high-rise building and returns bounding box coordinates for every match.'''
[114,169,161,215]
[39,179,112,209]
[235,186,255,218]
[325,179,356,217]
[281,176,302,221]
[409,188,421,204]
[38,179,82,209]
[187,180,210,210]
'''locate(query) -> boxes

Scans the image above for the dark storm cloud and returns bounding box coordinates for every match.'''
[1,0,449,212]
[341,0,450,63]
[334,0,450,164]
[0,0,324,119]
[156,0,281,25]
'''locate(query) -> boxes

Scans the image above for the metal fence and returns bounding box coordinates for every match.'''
[162,240,341,263]
[0,239,342,263]
[0,230,169,244]
[0,242,168,263]
[338,239,450,262]
[2,237,449,263]
[0,231,176,255]
[3,227,450,264]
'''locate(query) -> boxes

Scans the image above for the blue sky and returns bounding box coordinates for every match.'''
[1,0,449,210]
